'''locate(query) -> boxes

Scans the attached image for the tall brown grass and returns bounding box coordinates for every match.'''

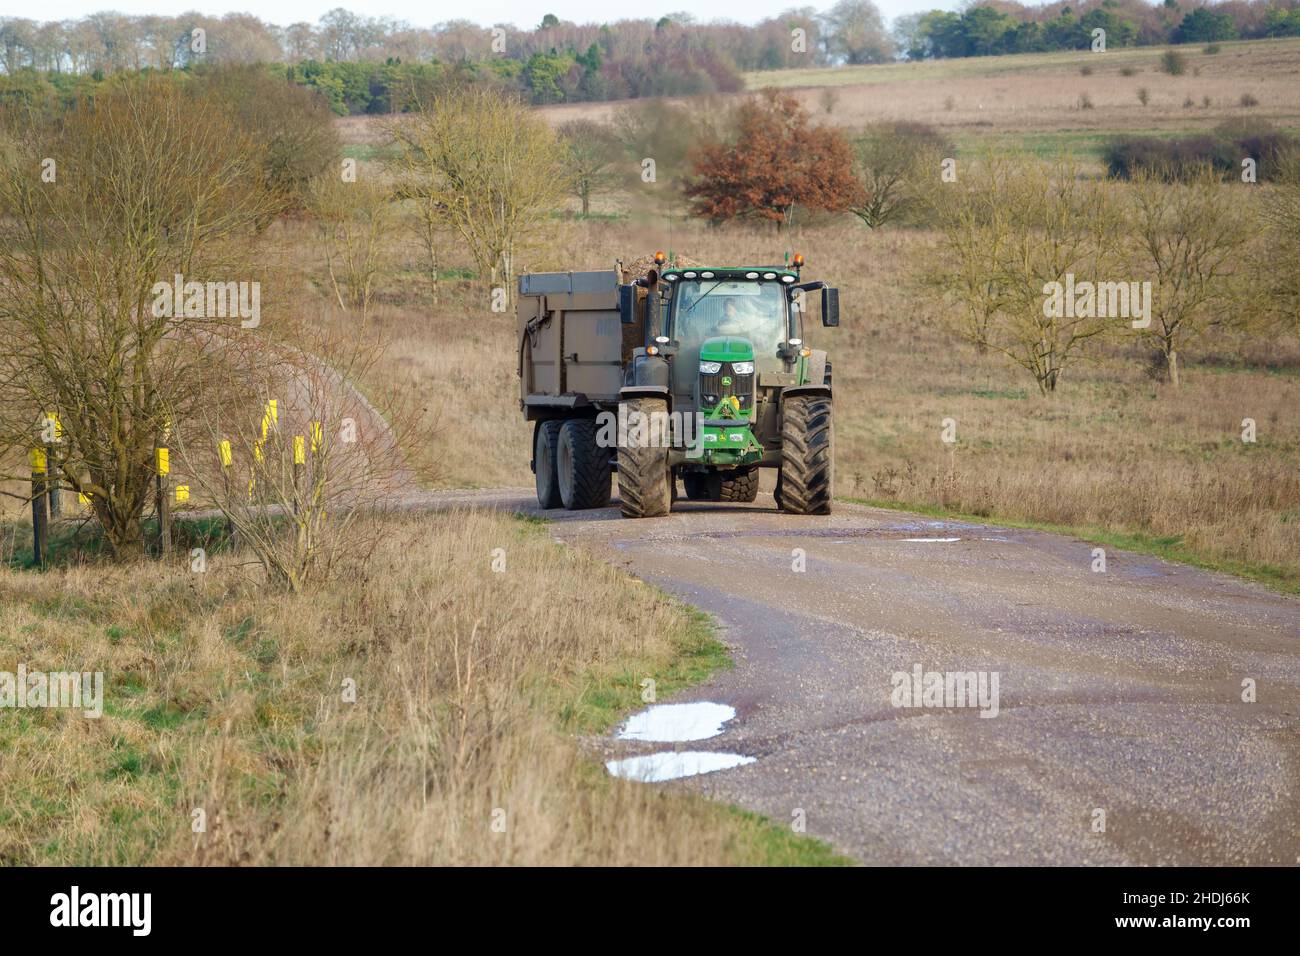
[0,509,812,865]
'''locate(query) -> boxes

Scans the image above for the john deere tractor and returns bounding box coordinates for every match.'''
[516,252,838,518]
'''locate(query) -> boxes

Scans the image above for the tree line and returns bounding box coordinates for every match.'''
[0,5,885,108]
[896,1,1300,60]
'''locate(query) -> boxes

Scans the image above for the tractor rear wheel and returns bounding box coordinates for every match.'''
[779,395,833,515]
[719,466,759,503]
[557,419,611,510]
[534,420,563,509]
[618,398,672,518]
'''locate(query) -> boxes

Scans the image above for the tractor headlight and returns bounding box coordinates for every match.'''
[732,361,754,375]
[699,361,722,374]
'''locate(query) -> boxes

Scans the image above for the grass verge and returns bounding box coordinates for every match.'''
[846,496,1300,596]
[0,508,848,866]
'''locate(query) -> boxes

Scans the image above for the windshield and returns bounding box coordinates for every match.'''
[671,280,789,357]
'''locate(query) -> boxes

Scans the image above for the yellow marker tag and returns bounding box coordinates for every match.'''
[175,485,190,502]
[247,478,256,500]
[42,411,62,441]
[310,421,323,454]
[156,447,170,476]
[78,492,90,505]
[261,399,278,439]
[254,440,264,463]
[294,435,305,465]
[219,440,232,468]
[30,447,47,473]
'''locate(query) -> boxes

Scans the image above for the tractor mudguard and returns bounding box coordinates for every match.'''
[619,385,671,407]
[628,351,671,390]
[781,383,832,401]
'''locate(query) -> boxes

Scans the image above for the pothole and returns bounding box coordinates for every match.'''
[605,751,757,782]
[617,701,736,742]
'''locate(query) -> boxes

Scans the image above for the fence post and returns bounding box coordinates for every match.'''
[30,447,48,568]
[219,439,233,538]
[41,411,62,518]
[156,446,171,557]
[293,435,305,517]
[46,448,60,519]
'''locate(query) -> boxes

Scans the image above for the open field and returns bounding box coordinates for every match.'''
[538,37,1300,163]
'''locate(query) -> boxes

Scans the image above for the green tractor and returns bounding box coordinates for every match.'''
[516,253,838,518]
[616,252,838,517]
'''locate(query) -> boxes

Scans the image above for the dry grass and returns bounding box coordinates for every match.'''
[0,508,840,865]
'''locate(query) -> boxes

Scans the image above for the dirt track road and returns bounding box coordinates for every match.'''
[428,485,1300,865]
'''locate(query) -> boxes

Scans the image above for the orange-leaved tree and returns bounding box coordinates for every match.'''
[684,89,862,226]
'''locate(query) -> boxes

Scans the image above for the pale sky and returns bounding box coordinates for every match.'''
[0,1,960,28]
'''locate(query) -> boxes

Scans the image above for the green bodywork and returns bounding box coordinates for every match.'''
[697,335,763,466]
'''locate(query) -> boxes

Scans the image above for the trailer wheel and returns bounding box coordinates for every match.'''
[719,466,759,503]
[779,395,833,515]
[534,420,563,509]
[558,419,611,510]
[618,398,672,518]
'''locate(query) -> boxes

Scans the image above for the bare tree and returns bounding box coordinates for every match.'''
[172,322,421,591]
[1123,167,1255,387]
[0,79,275,557]
[558,119,621,216]
[309,174,393,318]
[850,121,950,228]
[924,156,1125,395]
[385,87,570,304]
[821,0,892,64]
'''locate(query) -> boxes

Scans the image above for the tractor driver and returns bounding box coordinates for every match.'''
[714,298,762,339]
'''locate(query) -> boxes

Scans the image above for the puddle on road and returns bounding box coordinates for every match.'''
[605,751,757,783]
[902,537,961,543]
[617,702,736,742]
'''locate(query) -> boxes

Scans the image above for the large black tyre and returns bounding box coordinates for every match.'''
[557,419,611,510]
[618,398,672,518]
[779,395,833,515]
[683,472,712,501]
[534,420,563,509]
[684,468,759,502]
[719,466,759,503]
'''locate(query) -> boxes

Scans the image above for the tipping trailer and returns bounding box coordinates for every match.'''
[517,252,839,517]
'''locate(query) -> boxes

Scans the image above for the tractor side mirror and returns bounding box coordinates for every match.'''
[618,284,637,325]
[822,287,840,328]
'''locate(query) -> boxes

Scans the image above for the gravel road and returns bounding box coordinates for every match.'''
[430,485,1300,865]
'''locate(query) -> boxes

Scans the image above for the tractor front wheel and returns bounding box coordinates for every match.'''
[618,398,672,518]
[683,467,758,503]
[719,466,759,503]
[779,395,833,515]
